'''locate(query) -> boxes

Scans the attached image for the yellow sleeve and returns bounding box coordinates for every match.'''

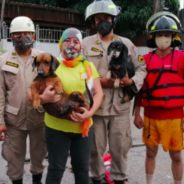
[90,62,99,79]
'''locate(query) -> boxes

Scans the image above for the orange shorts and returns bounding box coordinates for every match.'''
[143,117,184,152]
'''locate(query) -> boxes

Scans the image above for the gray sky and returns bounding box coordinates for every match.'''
[180,0,184,9]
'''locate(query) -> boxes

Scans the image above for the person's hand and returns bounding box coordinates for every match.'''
[120,74,134,87]
[0,124,7,141]
[100,77,114,88]
[70,107,92,123]
[40,85,61,104]
[134,113,144,129]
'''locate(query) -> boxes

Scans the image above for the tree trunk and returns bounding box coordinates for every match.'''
[153,0,161,13]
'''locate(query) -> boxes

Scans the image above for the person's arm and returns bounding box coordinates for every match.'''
[70,78,103,122]
[134,107,144,129]
[100,77,115,88]
[133,92,144,129]
[88,77,104,116]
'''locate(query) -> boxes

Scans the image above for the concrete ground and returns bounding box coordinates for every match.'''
[0,116,183,184]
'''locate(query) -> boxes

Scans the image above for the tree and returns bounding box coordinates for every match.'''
[10,0,179,39]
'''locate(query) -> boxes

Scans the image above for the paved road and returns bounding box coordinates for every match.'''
[0,117,183,184]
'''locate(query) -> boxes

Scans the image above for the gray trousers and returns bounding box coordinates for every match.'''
[2,125,47,180]
[90,112,132,181]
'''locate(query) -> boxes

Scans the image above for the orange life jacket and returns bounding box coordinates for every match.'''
[141,50,184,108]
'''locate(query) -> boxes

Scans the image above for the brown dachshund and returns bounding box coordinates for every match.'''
[31,53,64,109]
[30,53,90,137]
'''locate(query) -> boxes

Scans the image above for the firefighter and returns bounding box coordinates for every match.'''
[83,0,147,183]
[0,16,47,184]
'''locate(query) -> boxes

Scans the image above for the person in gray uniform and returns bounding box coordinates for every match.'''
[83,0,147,183]
[0,16,46,184]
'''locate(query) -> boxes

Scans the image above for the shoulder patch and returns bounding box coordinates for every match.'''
[138,55,144,63]
[91,47,102,52]
[91,47,103,56]
[5,61,19,68]
[95,40,101,45]
[11,52,17,56]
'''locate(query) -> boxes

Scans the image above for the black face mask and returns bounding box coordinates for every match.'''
[96,21,113,36]
[12,35,33,52]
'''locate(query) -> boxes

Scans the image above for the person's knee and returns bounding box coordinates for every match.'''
[146,146,158,159]
[170,151,182,163]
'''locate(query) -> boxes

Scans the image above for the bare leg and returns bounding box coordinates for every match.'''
[145,145,158,184]
[169,151,183,183]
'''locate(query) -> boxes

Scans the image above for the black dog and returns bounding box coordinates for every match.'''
[107,40,138,101]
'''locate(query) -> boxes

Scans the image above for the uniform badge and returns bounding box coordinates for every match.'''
[91,47,103,56]
[5,61,19,68]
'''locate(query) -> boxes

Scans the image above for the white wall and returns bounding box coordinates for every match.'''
[0,39,151,57]
[0,39,60,57]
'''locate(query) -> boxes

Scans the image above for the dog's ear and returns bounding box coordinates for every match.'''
[32,56,37,72]
[51,55,59,72]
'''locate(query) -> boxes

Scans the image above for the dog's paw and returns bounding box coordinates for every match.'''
[114,78,120,88]
[55,88,63,95]
[106,71,111,79]
[33,100,41,110]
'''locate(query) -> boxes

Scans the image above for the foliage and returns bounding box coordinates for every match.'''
[10,0,180,39]
[115,0,153,38]
[165,0,180,14]
[114,0,180,39]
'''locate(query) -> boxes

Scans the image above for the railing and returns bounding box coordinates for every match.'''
[1,23,88,43]
[35,25,64,43]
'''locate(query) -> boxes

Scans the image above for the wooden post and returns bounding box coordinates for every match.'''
[0,0,6,40]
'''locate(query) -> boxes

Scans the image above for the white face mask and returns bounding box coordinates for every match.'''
[155,36,172,50]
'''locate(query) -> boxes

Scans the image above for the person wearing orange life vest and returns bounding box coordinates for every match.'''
[134,11,184,184]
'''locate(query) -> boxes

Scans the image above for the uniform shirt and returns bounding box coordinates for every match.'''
[0,49,44,130]
[44,61,99,133]
[82,33,147,116]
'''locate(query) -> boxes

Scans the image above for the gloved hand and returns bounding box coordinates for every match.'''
[0,124,7,141]
[100,77,115,88]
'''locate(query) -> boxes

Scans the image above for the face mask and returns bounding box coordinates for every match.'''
[63,47,80,59]
[12,35,33,52]
[96,21,113,36]
[155,36,172,50]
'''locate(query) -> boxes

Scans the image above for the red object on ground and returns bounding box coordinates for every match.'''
[103,153,114,184]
